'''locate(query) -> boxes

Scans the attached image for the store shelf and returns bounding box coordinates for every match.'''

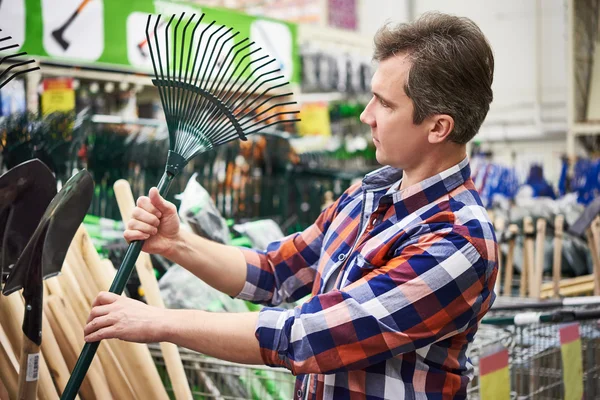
[91,114,166,127]
[571,122,600,136]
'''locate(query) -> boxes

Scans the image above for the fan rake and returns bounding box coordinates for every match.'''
[62,12,299,399]
[0,28,39,90]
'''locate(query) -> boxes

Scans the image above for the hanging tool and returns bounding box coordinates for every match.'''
[3,170,94,400]
[62,12,299,398]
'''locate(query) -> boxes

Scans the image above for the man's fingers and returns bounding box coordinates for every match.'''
[93,291,120,307]
[123,230,150,243]
[131,207,161,227]
[85,326,117,343]
[149,187,176,215]
[136,196,162,219]
[84,314,116,336]
[126,219,158,235]
[86,304,112,324]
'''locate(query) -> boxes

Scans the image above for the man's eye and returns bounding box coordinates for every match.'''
[380,100,389,108]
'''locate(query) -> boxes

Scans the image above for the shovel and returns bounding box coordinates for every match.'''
[0,159,57,286]
[2,169,94,400]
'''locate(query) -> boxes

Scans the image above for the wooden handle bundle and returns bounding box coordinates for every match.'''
[113,179,192,400]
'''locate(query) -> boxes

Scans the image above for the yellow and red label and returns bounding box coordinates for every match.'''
[559,323,584,400]
[479,347,510,400]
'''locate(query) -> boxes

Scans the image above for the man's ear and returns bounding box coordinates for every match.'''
[427,114,454,144]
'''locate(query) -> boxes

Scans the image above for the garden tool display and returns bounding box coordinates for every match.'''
[0,159,56,399]
[3,170,94,400]
[0,29,40,89]
[62,12,299,398]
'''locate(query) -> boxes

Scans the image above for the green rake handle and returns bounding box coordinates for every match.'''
[61,171,175,400]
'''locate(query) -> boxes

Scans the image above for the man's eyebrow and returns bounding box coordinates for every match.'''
[372,91,396,107]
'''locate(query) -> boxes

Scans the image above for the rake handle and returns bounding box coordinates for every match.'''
[61,172,174,400]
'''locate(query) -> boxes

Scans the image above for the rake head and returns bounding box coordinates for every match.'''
[0,28,40,90]
[146,13,300,176]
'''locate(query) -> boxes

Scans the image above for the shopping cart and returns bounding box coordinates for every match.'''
[150,345,295,400]
[467,302,600,399]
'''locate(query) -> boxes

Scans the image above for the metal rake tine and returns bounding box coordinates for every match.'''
[179,22,222,135]
[0,35,12,42]
[183,39,252,147]
[189,28,239,139]
[0,43,18,52]
[212,102,298,145]
[0,57,35,83]
[172,13,192,138]
[218,49,266,106]
[231,73,286,118]
[238,98,297,124]
[240,110,301,132]
[212,38,251,98]
[192,26,234,120]
[227,59,278,106]
[235,88,292,124]
[191,40,254,140]
[163,14,176,134]
[0,65,39,90]
[244,118,301,137]
[177,16,209,143]
[197,39,254,132]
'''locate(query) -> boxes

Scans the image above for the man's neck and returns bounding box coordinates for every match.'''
[399,147,467,191]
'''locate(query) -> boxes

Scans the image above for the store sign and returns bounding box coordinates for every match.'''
[41,77,75,115]
[0,0,299,83]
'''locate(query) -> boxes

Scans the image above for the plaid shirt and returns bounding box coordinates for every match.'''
[236,157,498,399]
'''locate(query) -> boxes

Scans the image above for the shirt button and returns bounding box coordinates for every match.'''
[297,389,303,398]
[338,253,346,262]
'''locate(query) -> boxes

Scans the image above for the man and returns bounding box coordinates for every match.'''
[85,12,497,399]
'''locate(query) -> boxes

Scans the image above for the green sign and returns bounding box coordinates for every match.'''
[0,0,299,83]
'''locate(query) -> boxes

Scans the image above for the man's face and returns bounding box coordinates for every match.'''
[360,54,430,170]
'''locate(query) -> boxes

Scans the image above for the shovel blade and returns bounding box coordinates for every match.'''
[3,169,94,296]
[0,159,57,287]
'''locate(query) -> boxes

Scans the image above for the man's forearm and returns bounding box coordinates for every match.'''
[161,309,263,365]
[164,229,248,297]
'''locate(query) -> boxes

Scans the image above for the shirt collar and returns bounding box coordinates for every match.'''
[362,157,471,219]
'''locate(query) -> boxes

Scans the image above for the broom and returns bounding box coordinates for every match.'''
[61,12,299,399]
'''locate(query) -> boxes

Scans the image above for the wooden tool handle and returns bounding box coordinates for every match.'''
[503,224,519,297]
[493,217,505,296]
[533,218,547,298]
[552,215,564,298]
[0,324,18,399]
[17,337,40,400]
[523,217,535,297]
[587,218,600,296]
[114,179,192,400]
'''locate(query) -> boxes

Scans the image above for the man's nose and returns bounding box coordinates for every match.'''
[360,101,375,127]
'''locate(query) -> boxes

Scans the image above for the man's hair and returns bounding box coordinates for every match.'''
[373,12,494,144]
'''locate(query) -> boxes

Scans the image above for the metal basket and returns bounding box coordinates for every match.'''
[150,345,295,400]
